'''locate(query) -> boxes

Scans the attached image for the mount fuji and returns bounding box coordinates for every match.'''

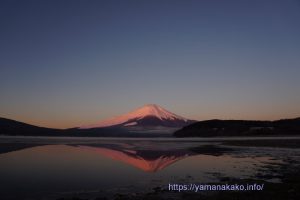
[80,104,195,132]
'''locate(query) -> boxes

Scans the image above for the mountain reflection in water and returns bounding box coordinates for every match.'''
[0,137,294,200]
[77,145,194,172]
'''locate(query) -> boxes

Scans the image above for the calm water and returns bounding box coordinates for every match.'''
[0,136,299,199]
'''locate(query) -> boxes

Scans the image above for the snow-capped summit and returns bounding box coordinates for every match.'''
[80,104,194,129]
[125,104,188,121]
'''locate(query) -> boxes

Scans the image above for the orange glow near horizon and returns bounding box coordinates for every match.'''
[2,107,299,129]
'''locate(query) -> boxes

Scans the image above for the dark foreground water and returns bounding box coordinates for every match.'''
[0,136,299,200]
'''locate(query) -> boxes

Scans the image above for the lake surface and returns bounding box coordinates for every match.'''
[0,136,299,200]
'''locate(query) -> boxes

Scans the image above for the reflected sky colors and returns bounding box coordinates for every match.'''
[0,138,289,199]
[0,0,300,128]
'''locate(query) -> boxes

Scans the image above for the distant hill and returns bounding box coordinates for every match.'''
[0,104,195,137]
[2,117,300,138]
[0,117,62,136]
[173,118,300,137]
[0,117,170,137]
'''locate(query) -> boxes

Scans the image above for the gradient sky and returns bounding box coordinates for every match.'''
[1,0,300,128]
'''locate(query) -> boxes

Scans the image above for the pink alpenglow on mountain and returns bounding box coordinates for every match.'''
[80,104,195,129]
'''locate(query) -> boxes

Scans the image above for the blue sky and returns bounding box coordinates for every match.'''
[1,0,300,128]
